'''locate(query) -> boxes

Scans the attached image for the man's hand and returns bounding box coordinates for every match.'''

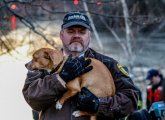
[76,87,99,113]
[59,55,93,82]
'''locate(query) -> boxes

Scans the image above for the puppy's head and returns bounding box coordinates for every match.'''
[25,48,63,72]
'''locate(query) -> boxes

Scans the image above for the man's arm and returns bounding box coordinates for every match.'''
[77,52,138,119]
[22,56,93,112]
[22,70,67,111]
[97,78,138,118]
[97,58,138,118]
[146,88,151,110]
[77,71,138,118]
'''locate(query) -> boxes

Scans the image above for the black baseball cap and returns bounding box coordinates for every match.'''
[61,11,91,30]
[146,69,159,80]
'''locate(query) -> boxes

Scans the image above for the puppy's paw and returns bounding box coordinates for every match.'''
[72,111,80,117]
[56,101,62,110]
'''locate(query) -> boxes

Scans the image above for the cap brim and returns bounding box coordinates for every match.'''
[146,75,152,80]
[62,22,91,29]
[146,76,150,80]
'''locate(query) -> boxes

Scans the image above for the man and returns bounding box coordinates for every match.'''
[22,11,138,120]
[146,69,164,110]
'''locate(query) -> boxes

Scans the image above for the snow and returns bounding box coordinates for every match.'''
[0,47,32,120]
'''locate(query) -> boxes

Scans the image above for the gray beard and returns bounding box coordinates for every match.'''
[69,46,83,52]
[68,42,84,53]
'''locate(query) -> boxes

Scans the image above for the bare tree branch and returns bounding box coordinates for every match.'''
[83,0,103,52]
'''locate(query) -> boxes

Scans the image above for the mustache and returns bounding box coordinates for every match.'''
[69,37,83,44]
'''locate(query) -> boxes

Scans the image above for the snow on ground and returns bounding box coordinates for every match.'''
[0,46,32,120]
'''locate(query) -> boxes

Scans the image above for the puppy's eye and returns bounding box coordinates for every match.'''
[44,55,50,60]
[43,52,50,60]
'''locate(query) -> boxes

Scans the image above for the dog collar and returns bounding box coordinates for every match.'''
[52,55,68,74]
[51,59,64,74]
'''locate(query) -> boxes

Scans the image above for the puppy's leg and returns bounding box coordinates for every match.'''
[72,111,91,117]
[56,78,81,110]
[72,111,96,120]
[90,116,97,120]
[56,89,79,110]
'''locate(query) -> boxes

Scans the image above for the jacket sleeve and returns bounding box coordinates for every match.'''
[96,57,138,119]
[22,70,67,112]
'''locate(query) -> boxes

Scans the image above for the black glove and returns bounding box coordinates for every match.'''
[59,55,93,82]
[76,87,99,113]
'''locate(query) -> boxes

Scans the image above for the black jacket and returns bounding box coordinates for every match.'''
[22,48,138,120]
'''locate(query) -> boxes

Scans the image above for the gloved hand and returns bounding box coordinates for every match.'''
[59,55,93,82]
[76,87,99,113]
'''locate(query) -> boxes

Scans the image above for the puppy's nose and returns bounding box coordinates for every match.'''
[25,61,33,70]
[25,63,28,68]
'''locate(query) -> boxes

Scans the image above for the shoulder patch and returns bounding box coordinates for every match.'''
[117,64,129,76]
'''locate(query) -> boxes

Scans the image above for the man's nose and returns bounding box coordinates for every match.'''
[73,32,80,37]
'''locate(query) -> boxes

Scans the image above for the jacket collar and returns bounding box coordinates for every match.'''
[84,48,95,58]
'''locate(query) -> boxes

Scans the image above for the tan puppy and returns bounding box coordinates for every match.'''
[25,48,116,120]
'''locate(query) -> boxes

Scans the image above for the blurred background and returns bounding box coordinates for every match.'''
[0,0,165,120]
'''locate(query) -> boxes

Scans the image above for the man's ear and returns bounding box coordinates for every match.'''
[60,30,63,40]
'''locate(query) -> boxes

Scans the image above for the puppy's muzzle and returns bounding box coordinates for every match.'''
[25,61,33,70]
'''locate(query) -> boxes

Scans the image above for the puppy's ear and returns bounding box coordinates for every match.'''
[47,50,63,65]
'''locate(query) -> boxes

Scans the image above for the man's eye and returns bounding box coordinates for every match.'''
[67,30,74,33]
[80,31,86,34]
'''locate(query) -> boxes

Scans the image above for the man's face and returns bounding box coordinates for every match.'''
[60,25,91,54]
[150,75,161,85]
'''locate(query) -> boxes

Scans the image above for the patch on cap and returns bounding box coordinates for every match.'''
[62,11,91,29]
[67,14,86,21]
